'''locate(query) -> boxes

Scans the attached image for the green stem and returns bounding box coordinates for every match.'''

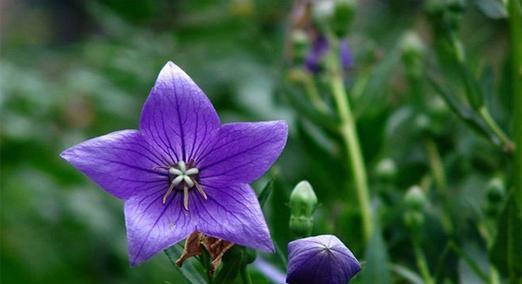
[300,71,329,114]
[423,138,447,192]
[448,31,514,152]
[489,265,501,284]
[413,238,435,284]
[423,138,454,235]
[240,266,253,284]
[328,52,373,242]
[508,0,522,216]
[478,107,514,152]
[449,242,490,283]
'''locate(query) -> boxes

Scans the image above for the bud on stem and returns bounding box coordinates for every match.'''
[289,181,318,237]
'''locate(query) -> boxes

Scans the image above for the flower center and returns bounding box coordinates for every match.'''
[163,160,207,210]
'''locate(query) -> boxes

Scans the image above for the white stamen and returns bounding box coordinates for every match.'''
[162,160,206,208]
[195,182,207,200]
[163,182,176,204]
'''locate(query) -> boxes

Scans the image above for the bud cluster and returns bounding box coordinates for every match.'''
[425,0,466,34]
[403,186,428,231]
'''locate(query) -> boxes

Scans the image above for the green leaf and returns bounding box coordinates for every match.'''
[353,46,401,118]
[490,194,522,281]
[475,0,508,19]
[164,245,207,284]
[390,264,424,284]
[281,83,340,136]
[257,179,273,209]
[427,74,494,143]
[360,226,391,284]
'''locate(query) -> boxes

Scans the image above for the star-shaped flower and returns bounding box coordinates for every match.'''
[286,235,360,284]
[61,61,288,266]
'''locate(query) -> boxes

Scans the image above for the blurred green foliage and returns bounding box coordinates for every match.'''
[0,0,518,283]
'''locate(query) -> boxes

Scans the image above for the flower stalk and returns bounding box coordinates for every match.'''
[240,266,253,284]
[327,39,373,242]
[508,0,522,214]
[413,238,435,284]
[449,32,513,151]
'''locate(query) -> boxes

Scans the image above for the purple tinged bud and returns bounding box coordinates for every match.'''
[305,35,329,73]
[305,36,353,74]
[339,39,354,70]
[286,235,361,284]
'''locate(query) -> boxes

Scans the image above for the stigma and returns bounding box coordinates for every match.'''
[162,161,207,210]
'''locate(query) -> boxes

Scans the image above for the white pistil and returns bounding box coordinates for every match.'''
[183,185,189,211]
[185,168,199,175]
[183,175,194,188]
[169,168,183,176]
[178,161,186,172]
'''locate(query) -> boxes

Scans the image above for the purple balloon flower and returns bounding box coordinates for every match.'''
[61,61,288,266]
[305,36,353,74]
[286,235,361,284]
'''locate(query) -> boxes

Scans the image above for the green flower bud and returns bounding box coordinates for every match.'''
[375,158,398,181]
[292,30,310,64]
[428,96,449,118]
[414,113,431,136]
[331,0,356,37]
[400,31,425,66]
[244,247,257,264]
[404,210,425,229]
[486,177,505,204]
[290,215,314,237]
[289,181,318,217]
[425,0,465,32]
[289,181,317,237]
[404,186,427,211]
[484,203,500,218]
[222,245,243,263]
[312,1,334,32]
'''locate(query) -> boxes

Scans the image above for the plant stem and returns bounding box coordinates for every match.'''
[328,53,373,242]
[423,138,454,235]
[478,107,514,152]
[508,0,522,215]
[300,71,329,114]
[240,266,253,284]
[489,265,500,284]
[423,138,447,192]
[448,242,490,283]
[413,238,435,284]
[449,31,513,152]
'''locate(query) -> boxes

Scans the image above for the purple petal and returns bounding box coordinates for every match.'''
[287,235,361,284]
[193,183,274,252]
[125,189,195,266]
[139,61,220,164]
[197,121,288,186]
[340,39,354,71]
[60,130,167,200]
